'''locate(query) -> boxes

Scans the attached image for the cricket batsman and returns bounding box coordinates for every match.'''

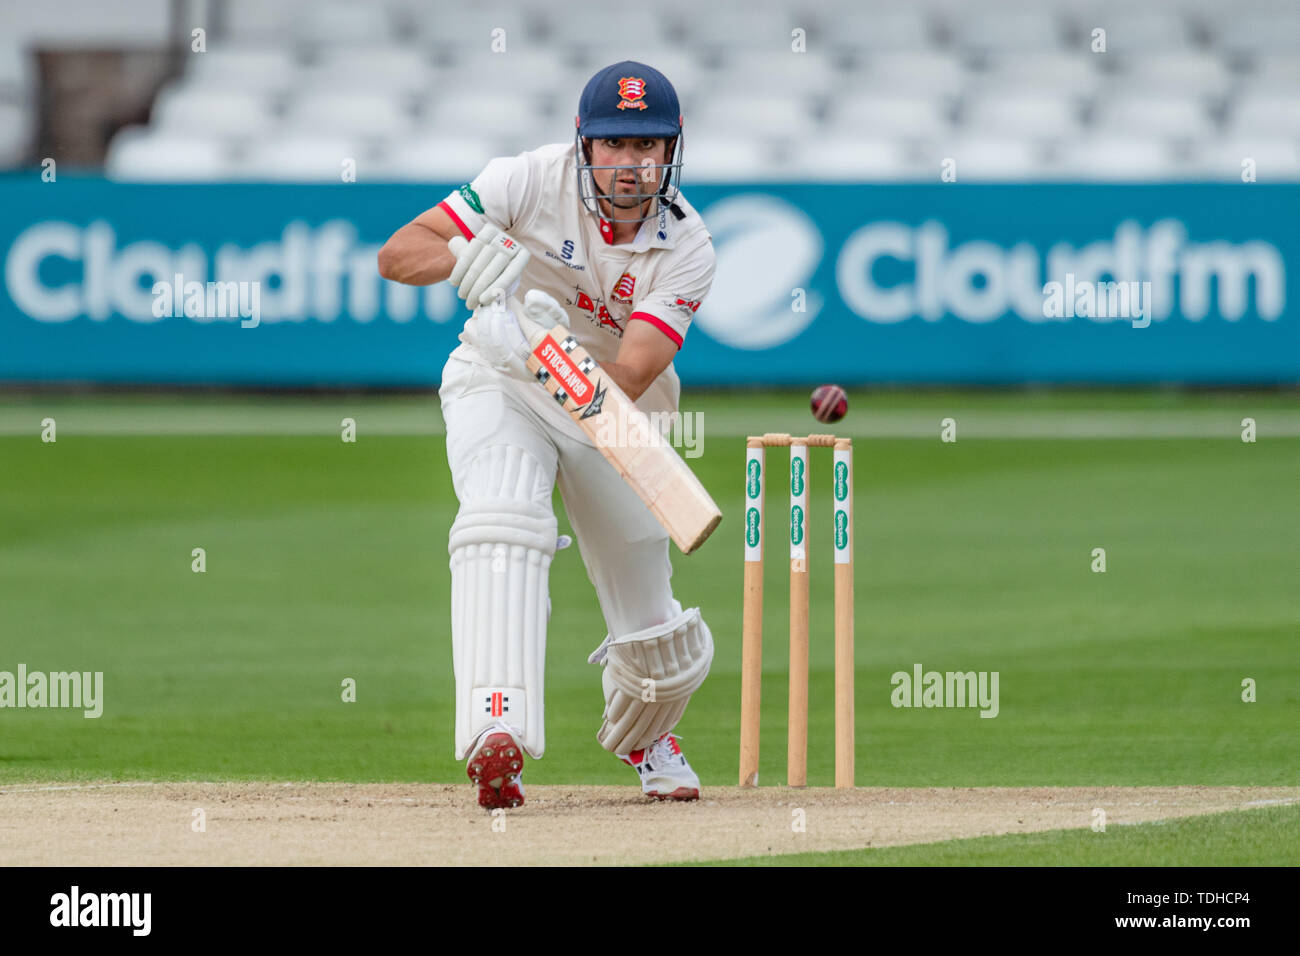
[378,61,716,809]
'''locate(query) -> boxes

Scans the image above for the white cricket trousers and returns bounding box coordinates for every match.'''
[439,355,683,643]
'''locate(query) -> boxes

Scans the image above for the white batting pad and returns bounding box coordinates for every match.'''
[448,446,558,761]
[588,606,714,755]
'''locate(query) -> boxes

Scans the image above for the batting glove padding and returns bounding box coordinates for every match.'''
[474,288,574,370]
[475,295,530,369]
[448,224,531,310]
[520,288,571,330]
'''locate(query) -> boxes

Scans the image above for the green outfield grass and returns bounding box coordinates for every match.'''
[688,804,1300,866]
[0,390,1297,789]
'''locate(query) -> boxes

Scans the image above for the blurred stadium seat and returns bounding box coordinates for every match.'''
[1242,53,1300,92]
[1188,138,1300,180]
[2,0,170,46]
[928,137,1047,180]
[709,51,838,98]
[0,0,1291,183]
[436,48,583,97]
[1228,93,1300,136]
[1106,53,1231,96]
[787,136,923,181]
[1069,10,1198,53]
[421,91,555,136]
[234,134,362,180]
[284,91,414,137]
[222,0,398,45]
[806,5,930,55]
[1091,94,1216,139]
[853,51,968,97]
[690,95,820,138]
[409,5,542,59]
[946,7,1065,55]
[668,7,801,55]
[827,94,953,138]
[0,101,32,167]
[963,92,1083,138]
[686,138,789,181]
[182,47,301,93]
[292,0,398,46]
[151,86,280,137]
[220,0,301,42]
[105,129,237,180]
[304,46,432,89]
[536,5,677,54]
[821,9,934,53]
[1046,136,1184,180]
[1216,13,1300,54]
[973,53,1103,96]
[0,41,31,99]
[369,134,504,180]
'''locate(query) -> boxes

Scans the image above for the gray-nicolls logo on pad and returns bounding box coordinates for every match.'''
[50,886,151,936]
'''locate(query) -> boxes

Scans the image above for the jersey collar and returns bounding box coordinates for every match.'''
[596,200,678,251]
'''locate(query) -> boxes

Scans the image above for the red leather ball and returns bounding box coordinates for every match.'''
[810,384,848,424]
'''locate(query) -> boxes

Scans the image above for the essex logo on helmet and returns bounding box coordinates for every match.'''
[616,76,647,110]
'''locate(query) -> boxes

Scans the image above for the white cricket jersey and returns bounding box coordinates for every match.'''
[437,142,715,440]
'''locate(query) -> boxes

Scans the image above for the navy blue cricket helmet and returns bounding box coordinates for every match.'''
[574,60,685,223]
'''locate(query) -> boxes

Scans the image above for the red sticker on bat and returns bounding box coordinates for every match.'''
[532,335,594,404]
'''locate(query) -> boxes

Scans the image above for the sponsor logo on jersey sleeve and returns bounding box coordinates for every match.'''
[458,184,485,214]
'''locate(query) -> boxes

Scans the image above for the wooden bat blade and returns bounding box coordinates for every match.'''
[521,320,722,554]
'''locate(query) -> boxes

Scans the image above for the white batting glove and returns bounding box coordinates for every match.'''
[520,288,571,331]
[447,223,531,310]
[475,294,530,369]
[475,289,573,370]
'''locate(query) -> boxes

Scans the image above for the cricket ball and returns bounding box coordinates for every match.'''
[810,384,848,423]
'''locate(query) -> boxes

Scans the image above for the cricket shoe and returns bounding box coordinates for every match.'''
[619,733,700,801]
[467,725,525,810]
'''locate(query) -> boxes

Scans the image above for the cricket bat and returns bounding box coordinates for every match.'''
[517,316,722,554]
